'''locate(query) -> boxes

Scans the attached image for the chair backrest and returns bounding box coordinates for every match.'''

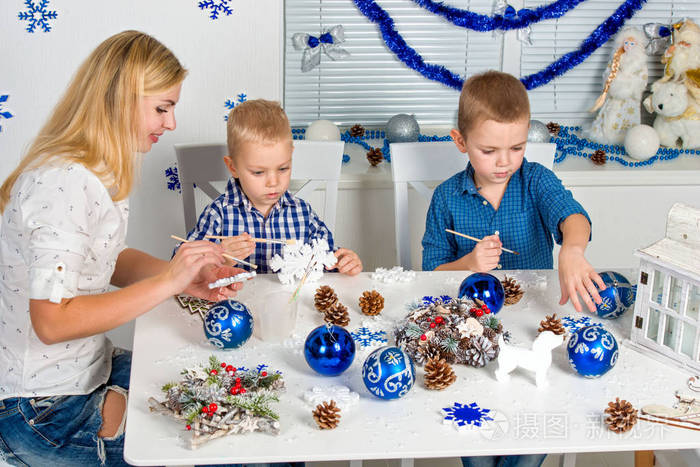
[389,141,556,270]
[175,140,344,233]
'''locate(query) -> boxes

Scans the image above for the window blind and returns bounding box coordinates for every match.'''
[284,0,502,126]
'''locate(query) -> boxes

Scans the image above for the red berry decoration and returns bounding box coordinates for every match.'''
[475,310,484,317]
[420,334,427,341]
[435,316,444,324]
[186,424,192,430]
[210,369,218,375]
[235,377,241,384]
[261,371,267,377]
[220,362,227,368]
[208,403,218,413]
[230,387,238,395]
[240,388,246,394]
[202,406,209,414]
[226,365,234,372]
[429,322,436,329]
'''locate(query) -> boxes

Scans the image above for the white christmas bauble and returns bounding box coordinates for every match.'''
[624,124,659,160]
[306,120,340,141]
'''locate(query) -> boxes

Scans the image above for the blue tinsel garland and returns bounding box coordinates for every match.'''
[352,0,647,90]
[411,0,587,31]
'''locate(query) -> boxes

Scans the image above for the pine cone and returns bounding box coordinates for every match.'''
[324,302,350,327]
[482,327,497,342]
[359,290,384,316]
[466,336,496,368]
[312,400,341,429]
[591,149,606,165]
[502,276,524,305]
[538,314,566,335]
[416,340,443,364]
[314,285,338,313]
[367,148,383,166]
[546,122,561,136]
[350,124,365,138]
[424,357,457,390]
[604,398,638,433]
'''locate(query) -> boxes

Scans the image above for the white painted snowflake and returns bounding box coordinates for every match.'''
[442,402,493,432]
[371,266,416,283]
[269,238,337,285]
[303,385,359,411]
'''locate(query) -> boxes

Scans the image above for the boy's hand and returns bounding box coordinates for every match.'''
[333,248,363,276]
[221,233,255,261]
[465,234,502,272]
[558,245,606,313]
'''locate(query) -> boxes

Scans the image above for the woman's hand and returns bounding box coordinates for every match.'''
[159,240,228,296]
[183,264,245,302]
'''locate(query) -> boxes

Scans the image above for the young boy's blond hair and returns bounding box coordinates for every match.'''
[457,71,530,136]
[226,99,292,158]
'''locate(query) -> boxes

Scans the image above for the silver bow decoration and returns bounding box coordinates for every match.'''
[494,0,532,46]
[644,22,672,55]
[292,25,350,72]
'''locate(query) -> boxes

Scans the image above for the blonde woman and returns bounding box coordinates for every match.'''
[0,31,242,466]
[587,26,649,145]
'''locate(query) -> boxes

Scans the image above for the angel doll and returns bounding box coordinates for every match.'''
[587,26,648,145]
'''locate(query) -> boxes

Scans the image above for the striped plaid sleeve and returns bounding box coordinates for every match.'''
[306,206,335,251]
[421,183,458,271]
[531,166,591,245]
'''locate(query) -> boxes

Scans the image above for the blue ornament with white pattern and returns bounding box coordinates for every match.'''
[362,346,415,400]
[203,299,254,350]
[458,272,505,314]
[304,324,356,376]
[567,325,618,378]
[595,271,635,319]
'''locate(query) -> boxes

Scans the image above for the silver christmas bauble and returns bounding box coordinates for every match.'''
[528,120,551,143]
[386,114,420,143]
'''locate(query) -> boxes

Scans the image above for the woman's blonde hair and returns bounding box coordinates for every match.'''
[0,30,187,212]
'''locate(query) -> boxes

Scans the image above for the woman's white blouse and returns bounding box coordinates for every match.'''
[0,162,129,399]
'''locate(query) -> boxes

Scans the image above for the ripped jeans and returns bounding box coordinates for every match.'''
[0,349,131,466]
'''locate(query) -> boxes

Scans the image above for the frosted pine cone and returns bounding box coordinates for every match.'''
[350,124,365,137]
[313,400,341,429]
[314,285,338,313]
[424,357,457,390]
[502,276,524,305]
[538,314,566,335]
[324,302,350,327]
[416,340,443,365]
[466,336,496,368]
[604,398,638,433]
[359,290,385,316]
[367,148,383,166]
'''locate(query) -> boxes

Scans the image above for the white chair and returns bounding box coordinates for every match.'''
[174,140,344,233]
[390,141,556,270]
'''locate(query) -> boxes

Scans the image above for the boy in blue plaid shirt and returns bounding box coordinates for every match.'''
[422,71,605,315]
[424,71,606,467]
[183,99,362,275]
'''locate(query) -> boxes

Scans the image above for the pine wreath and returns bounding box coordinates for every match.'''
[359,290,384,316]
[312,400,341,429]
[604,398,638,433]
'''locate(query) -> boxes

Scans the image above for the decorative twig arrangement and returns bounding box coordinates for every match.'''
[149,356,285,449]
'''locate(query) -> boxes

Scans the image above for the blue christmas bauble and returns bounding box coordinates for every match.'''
[362,346,415,400]
[304,324,356,376]
[203,299,254,350]
[595,271,635,319]
[458,272,505,314]
[567,325,619,378]
[386,114,420,143]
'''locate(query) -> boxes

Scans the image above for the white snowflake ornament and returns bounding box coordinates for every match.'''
[371,266,416,283]
[303,385,359,411]
[269,238,337,285]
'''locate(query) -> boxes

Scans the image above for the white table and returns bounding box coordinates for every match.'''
[124,270,699,465]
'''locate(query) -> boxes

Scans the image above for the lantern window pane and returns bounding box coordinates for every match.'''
[680,324,696,359]
[669,277,683,313]
[651,270,664,306]
[688,285,700,321]
[663,315,680,351]
[647,307,661,342]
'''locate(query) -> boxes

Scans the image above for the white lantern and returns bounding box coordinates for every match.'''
[629,203,700,372]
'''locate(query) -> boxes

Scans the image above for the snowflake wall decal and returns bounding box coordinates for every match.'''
[224,93,247,121]
[442,402,493,431]
[0,95,14,133]
[350,326,387,349]
[18,0,58,33]
[165,164,181,192]
[198,0,233,20]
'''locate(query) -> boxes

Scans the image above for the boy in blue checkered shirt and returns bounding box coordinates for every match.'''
[182,99,362,275]
[422,71,605,316]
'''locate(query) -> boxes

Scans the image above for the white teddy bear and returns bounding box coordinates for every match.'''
[643,79,700,149]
